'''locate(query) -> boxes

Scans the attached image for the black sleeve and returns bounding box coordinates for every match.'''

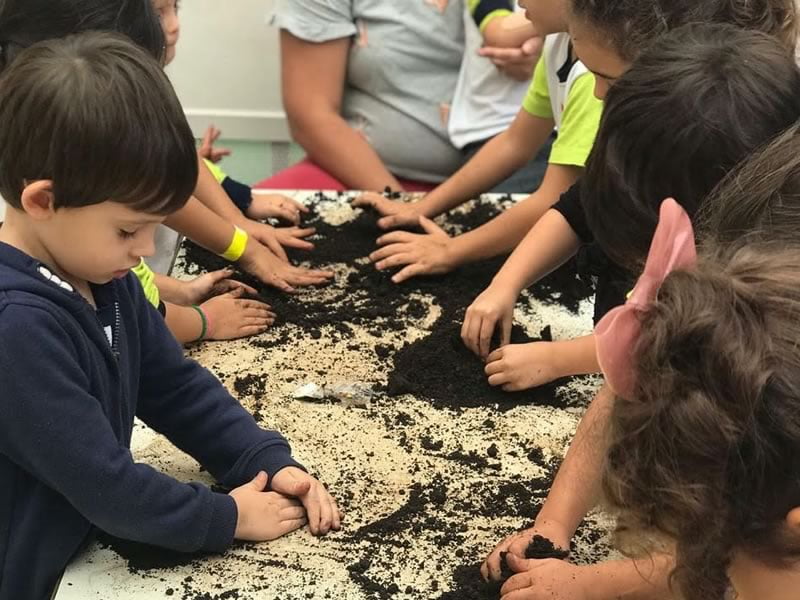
[471,0,514,28]
[551,183,593,243]
[221,176,253,214]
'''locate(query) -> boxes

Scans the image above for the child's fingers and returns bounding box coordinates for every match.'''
[230,281,258,296]
[280,505,307,521]
[500,315,513,348]
[246,471,269,491]
[280,237,315,251]
[488,371,511,387]
[462,318,481,356]
[418,215,444,236]
[263,238,289,262]
[376,230,416,246]
[328,493,342,530]
[375,252,414,271]
[392,263,426,284]
[484,357,504,376]
[501,569,534,596]
[278,518,308,538]
[478,318,497,359]
[369,243,405,263]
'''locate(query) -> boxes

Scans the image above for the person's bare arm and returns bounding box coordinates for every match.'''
[193,154,251,225]
[281,31,402,191]
[356,109,554,228]
[482,13,539,49]
[164,196,237,256]
[448,163,581,265]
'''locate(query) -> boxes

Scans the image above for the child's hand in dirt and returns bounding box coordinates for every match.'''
[230,472,307,541]
[239,220,316,260]
[201,293,276,340]
[462,284,518,358]
[482,520,571,582]
[485,342,562,391]
[180,268,258,305]
[199,125,232,163]
[247,193,309,225]
[500,555,592,600]
[352,191,425,230]
[369,216,455,283]
[238,241,333,293]
[270,467,342,537]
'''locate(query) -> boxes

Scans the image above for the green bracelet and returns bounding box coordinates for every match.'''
[190,304,208,342]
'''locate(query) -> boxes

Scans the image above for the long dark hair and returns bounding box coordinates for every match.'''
[604,242,800,600]
[0,0,165,68]
[581,23,800,270]
[570,0,797,61]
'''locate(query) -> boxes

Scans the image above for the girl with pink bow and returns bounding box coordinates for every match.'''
[481,22,800,600]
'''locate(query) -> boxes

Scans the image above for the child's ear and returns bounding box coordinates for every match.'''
[20,180,56,220]
[785,507,800,534]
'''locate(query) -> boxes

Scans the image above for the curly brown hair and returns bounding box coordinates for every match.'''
[699,123,800,247]
[603,243,800,600]
[569,0,797,61]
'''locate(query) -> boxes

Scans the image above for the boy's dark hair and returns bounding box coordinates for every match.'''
[0,0,164,68]
[603,243,800,600]
[581,23,800,269]
[0,33,197,214]
[699,123,800,246]
[570,0,797,61]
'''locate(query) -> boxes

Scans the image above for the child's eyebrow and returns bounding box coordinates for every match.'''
[118,217,163,226]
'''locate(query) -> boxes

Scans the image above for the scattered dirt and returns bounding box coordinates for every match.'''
[85,194,611,600]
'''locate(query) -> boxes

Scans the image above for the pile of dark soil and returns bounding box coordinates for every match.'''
[181,194,594,412]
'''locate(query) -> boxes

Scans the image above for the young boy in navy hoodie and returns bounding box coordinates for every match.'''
[0,33,341,600]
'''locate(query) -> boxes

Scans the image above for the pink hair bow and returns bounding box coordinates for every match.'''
[594,198,697,399]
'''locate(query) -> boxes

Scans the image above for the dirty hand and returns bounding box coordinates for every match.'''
[485,341,563,391]
[481,520,570,582]
[199,125,232,163]
[461,284,518,358]
[201,292,276,340]
[270,467,342,536]
[369,216,454,283]
[181,268,258,305]
[501,555,592,600]
[479,36,542,81]
[238,240,333,293]
[230,472,308,541]
[352,191,426,230]
[247,193,309,225]
[239,220,315,260]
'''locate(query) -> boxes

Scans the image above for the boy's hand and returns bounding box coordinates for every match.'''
[485,342,562,391]
[270,467,342,536]
[501,555,592,600]
[201,293,276,340]
[352,191,425,230]
[229,472,308,541]
[481,520,571,582]
[199,125,232,164]
[181,268,258,305]
[247,193,309,225]
[238,241,334,293]
[462,285,518,358]
[239,221,316,260]
[369,217,455,283]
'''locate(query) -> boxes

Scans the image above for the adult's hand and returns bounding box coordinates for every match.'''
[479,36,543,81]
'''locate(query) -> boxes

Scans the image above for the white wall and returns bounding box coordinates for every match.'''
[167,0,290,141]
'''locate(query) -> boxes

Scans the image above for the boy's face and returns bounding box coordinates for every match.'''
[570,19,631,99]
[153,0,180,65]
[518,0,569,35]
[23,184,165,285]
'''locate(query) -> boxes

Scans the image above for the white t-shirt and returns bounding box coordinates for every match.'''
[448,7,530,149]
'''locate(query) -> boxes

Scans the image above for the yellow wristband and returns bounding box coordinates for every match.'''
[220,226,248,262]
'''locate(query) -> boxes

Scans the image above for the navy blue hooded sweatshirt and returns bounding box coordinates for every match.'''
[0,242,303,599]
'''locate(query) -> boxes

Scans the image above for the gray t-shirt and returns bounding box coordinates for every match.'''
[274,0,466,182]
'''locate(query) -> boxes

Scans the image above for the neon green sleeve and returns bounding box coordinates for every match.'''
[203,158,227,184]
[548,73,603,167]
[521,56,552,119]
[131,259,161,309]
